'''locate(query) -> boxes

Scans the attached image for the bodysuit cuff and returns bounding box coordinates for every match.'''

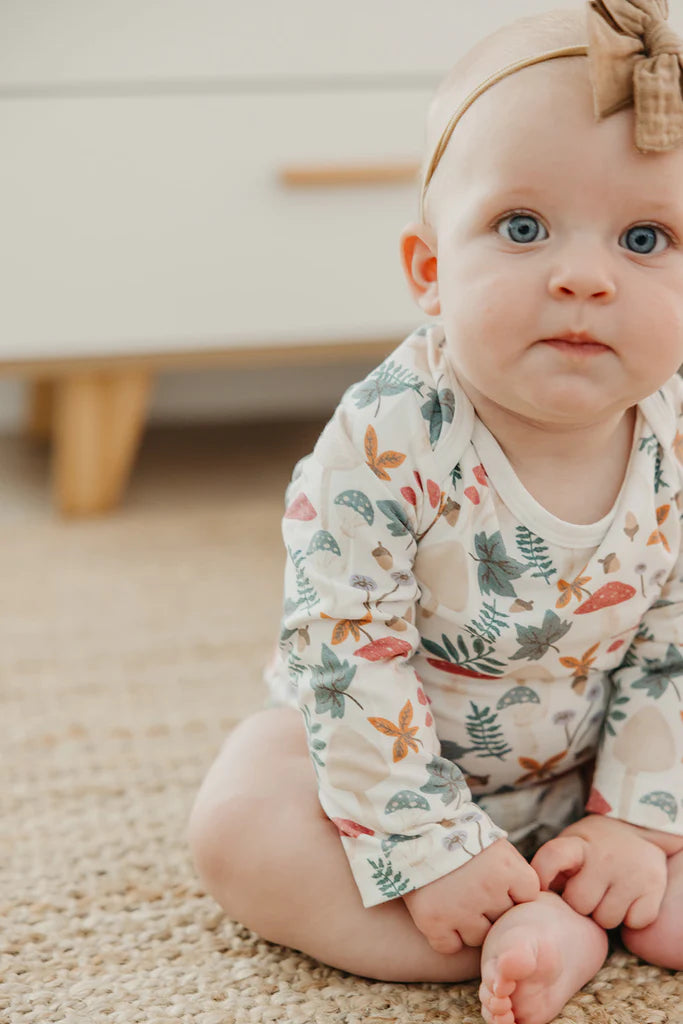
[339,802,506,908]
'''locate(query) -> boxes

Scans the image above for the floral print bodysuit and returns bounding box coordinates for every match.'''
[267,323,683,908]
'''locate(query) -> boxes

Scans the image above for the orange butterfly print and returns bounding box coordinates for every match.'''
[674,431,683,465]
[647,504,671,553]
[555,568,592,609]
[516,750,567,785]
[364,425,406,481]
[559,643,600,694]
[321,611,373,645]
[368,699,422,762]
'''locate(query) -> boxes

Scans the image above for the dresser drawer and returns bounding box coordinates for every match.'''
[0,0,595,87]
[0,87,432,360]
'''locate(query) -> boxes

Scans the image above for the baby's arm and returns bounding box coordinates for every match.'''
[531,813,668,930]
[279,337,509,916]
[541,389,683,929]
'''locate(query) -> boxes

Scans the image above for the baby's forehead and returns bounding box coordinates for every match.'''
[425,9,588,154]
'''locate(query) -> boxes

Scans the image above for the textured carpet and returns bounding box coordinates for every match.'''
[2,420,682,1024]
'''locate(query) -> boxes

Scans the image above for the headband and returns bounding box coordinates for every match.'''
[420,0,683,220]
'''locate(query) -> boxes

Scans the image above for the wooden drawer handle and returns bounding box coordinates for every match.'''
[278,160,420,187]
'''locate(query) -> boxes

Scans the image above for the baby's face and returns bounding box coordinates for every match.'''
[424,61,683,429]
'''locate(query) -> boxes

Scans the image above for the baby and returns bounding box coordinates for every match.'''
[189,3,683,1023]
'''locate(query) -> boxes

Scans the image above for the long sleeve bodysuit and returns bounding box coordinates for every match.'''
[267,323,683,908]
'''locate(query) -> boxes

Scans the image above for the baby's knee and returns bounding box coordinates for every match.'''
[188,791,264,904]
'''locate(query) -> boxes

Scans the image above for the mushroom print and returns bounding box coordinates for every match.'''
[333,490,375,538]
[574,582,636,614]
[612,706,677,819]
[325,725,392,832]
[414,540,469,616]
[313,406,365,529]
[496,683,544,757]
[306,529,346,577]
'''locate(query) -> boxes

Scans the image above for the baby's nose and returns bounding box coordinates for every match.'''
[547,247,616,302]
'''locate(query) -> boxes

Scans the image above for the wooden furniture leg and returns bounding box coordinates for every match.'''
[52,370,152,516]
[26,379,56,441]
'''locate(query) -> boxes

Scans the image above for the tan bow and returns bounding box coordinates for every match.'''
[588,0,683,150]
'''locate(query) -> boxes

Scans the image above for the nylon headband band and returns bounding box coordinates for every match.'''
[419,45,589,220]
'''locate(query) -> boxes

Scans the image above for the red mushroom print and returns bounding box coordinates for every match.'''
[354,637,413,661]
[585,787,612,815]
[574,582,636,615]
[330,818,375,838]
[284,492,317,520]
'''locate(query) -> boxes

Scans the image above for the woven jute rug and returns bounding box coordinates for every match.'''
[2,420,682,1024]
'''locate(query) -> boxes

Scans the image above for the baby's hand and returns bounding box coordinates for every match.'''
[403,838,540,954]
[531,813,668,930]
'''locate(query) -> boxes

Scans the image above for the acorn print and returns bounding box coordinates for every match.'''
[297,626,310,652]
[510,598,534,613]
[386,616,408,632]
[597,552,620,573]
[623,511,639,541]
[443,498,461,526]
[372,542,393,570]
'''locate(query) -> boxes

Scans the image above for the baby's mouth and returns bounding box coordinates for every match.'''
[539,332,611,356]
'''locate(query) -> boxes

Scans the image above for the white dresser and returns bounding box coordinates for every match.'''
[0,0,620,514]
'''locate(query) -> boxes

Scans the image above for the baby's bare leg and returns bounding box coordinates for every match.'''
[187,707,480,983]
[621,848,683,970]
[478,892,608,1024]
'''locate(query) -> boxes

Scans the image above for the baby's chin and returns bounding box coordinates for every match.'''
[497,384,637,431]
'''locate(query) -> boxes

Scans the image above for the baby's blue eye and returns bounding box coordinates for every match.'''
[619,224,669,255]
[497,213,548,244]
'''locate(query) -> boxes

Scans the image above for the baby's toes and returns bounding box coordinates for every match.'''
[479,1001,516,1024]
[481,960,516,998]
[478,979,515,1024]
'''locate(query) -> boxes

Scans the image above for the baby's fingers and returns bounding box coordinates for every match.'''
[508,868,541,905]
[531,836,586,892]
[426,929,465,955]
[624,887,667,931]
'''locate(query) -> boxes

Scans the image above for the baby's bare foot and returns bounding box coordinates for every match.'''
[478,892,608,1024]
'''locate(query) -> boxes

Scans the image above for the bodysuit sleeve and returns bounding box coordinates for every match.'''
[280,334,506,907]
[588,382,683,837]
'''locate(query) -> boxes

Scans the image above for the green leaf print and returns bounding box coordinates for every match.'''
[472,531,529,598]
[510,610,572,662]
[352,359,424,416]
[382,834,420,855]
[639,434,667,493]
[421,384,455,447]
[468,600,509,642]
[301,704,326,773]
[465,702,512,760]
[631,644,683,700]
[440,738,476,762]
[287,546,320,613]
[377,499,415,538]
[515,526,557,583]
[619,621,654,669]
[368,858,411,899]
[420,756,470,805]
[421,634,506,677]
[604,689,630,738]
[310,644,361,718]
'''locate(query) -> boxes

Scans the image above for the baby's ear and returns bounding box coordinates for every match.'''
[399,222,440,315]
